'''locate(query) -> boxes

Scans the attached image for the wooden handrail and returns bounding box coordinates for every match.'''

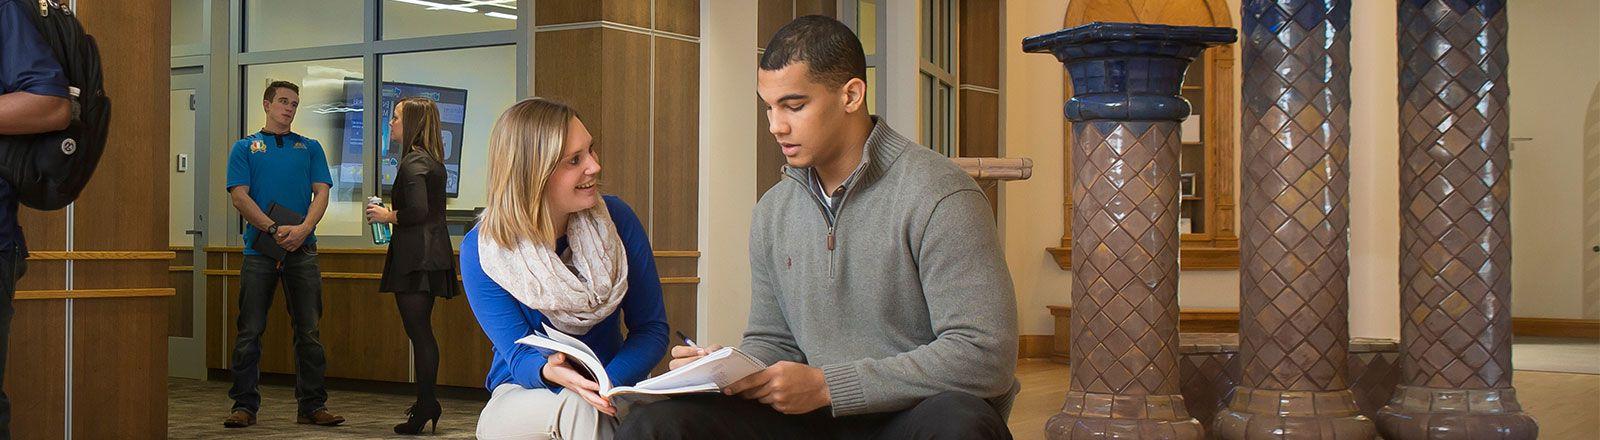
[16,288,176,300]
[27,251,177,261]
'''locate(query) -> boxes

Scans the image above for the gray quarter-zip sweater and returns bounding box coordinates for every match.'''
[740,118,1019,417]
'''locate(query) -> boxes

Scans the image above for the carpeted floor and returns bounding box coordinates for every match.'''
[1513,336,1600,374]
[167,378,486,439]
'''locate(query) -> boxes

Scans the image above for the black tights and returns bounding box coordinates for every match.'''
[395,292,439,404]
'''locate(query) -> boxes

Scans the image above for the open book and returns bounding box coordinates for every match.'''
[515,324,766,400]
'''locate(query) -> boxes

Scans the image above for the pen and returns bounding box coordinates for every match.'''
[675,330,699,348]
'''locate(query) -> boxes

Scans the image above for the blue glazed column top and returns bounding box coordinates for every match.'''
[1023,22,1237,122]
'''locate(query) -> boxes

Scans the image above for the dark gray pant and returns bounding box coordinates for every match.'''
[0,248,26,440]
[228,248,329,416]
[617,391,1011,440]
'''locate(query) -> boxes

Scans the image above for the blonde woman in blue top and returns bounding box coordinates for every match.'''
[462,98,668,440]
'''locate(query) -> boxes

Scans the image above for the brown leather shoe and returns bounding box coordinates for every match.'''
[222,409,256,428]
[297,408,346,426]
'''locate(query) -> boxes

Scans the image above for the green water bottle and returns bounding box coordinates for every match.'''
[369,196,392,245]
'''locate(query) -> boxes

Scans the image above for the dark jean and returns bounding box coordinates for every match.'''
[0,247,26,440]
[617,391,1012,440]
[227,247,329,416]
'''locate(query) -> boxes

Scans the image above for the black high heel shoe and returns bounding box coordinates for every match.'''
[394,400,442,435]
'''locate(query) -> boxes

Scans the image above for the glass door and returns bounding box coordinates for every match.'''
[168,71,209,379]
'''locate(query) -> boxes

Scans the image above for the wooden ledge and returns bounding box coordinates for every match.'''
[16,288,176,300]
[1047,246,1240,270]
[27,251,177,261]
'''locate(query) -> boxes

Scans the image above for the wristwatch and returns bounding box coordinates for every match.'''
[267,223,280,235]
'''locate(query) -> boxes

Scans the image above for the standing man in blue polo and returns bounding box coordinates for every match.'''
[0,0,72,437]
[223,80,345,428]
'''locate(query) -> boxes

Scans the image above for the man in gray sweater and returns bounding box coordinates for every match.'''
[619,15,1018,439]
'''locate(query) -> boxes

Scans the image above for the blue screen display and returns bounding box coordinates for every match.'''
[341,80,468,197]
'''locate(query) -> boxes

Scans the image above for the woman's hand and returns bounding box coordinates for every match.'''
[364,204,395,224]
[540,353,617,416]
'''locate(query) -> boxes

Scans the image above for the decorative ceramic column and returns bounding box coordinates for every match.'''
[1024,23,1235,439]
[1214,1,1376,438]
[1376,0,1538,438]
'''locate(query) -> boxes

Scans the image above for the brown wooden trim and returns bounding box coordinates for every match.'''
[16,288,176,300]
[660,277,701,285]
[26,251,177,261]
[654,250,701,258]
[1512,318,1600,339]
[169,266,194,273]
[1019,335,1053,359]
[1048,246,1240,270]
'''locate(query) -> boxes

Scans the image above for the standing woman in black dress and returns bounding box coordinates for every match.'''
[366,96,458,435]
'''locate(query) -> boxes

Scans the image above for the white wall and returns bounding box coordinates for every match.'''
[697,0,760,345]
[1507,0,1600,320]
[1345,0,1402,338]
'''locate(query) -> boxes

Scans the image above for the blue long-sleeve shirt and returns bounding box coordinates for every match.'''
[462,195,669,392]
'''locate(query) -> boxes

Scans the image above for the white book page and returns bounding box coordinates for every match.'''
[512,325,614,393]
[608,347,765,397]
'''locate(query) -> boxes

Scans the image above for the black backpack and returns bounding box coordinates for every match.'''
[0,0,110,211]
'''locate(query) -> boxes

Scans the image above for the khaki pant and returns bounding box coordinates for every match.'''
[476,384,617,440]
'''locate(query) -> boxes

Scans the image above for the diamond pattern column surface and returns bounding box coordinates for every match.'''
[1375,0,1537,438]
[1215,1,1375,438]
[1024,23,1235,440]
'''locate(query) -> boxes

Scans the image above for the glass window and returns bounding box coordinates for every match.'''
[382,0,519,40]
[380,45,517,214]
[243,58,366,237]
[857,0,877,56]
[919,0,956,156]
[172,0,206,55]
[244,0,363,52]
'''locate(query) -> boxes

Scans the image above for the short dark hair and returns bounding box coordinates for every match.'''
[760,15,867,88]
[263,81,299,102]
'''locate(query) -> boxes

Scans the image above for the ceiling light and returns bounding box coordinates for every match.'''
[388,0,477,13]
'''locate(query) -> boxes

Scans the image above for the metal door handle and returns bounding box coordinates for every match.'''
[185,229,203,235]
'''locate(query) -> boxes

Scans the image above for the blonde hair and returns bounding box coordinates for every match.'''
[396,97,445,162]
[480,98,582,249]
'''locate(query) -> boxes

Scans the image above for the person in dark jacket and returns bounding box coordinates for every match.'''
[366,96,459,435]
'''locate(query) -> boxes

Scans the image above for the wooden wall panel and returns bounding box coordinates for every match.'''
[15,261,64,291]
[654,258,698,279]
[535,28,653,221]
[958,0,1000,88]
[958,91,999,158]
[207,275,226,369]
[795,0,835,17]
[959,91,1000,213]
[74,261,168,290]
[319,281,410,382]
[71,0,168,258]
[7,300,65,440]
[756,96,786,198]
[435,294,493,388]
[536,0,651,28]
[653,37,700,252]
[72,297,166,440]
[655,0,701,36]
[170,267,194,337]
[758,0,794,47]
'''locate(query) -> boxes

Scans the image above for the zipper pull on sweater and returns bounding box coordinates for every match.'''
[827,228,836,251]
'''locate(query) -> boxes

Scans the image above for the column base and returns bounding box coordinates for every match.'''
[1045,391,1202,439]
[1213,387,1375,439]
[1374,385,1538,439]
